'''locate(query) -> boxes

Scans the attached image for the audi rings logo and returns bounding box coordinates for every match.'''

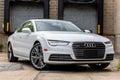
[84,43,96,48]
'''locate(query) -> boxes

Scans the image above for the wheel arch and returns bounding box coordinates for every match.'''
[7,41,12,47]
[33,40,41,46]
[7,41,11,45]
[29,40,41,58]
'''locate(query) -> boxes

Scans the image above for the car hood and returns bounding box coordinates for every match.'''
[37,31,110,42]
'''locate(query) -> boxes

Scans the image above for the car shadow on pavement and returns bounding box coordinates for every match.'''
[15,60,34,70]
[16,60,113,72]
[16,60,31,66]
[43,65,112,73]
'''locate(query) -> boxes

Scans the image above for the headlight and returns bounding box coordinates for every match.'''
[48,40,70,46]
[104,41,112,44]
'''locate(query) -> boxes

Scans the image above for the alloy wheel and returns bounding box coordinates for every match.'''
[30,43,46,70]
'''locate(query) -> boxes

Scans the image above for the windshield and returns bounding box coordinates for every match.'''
[35,21,83,32]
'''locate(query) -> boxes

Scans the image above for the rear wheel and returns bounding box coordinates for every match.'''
[30,43,47,70]
[7,43,18,62]
[88,63,110,70]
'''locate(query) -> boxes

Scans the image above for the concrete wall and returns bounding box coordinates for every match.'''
[114,0,120,54]
[0,0,119,53]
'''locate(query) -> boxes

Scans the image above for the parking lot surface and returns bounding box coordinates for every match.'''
[0,53,120,80]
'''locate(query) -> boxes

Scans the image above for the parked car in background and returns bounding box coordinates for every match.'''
[7,19,114,70]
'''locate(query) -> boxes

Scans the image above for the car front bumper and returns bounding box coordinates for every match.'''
[43,42,114,65]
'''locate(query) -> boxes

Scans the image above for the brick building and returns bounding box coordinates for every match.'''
[0,0,119,53]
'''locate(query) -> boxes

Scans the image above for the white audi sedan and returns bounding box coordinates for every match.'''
[7,19,114,70]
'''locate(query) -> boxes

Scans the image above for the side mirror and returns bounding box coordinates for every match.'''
[22,28,31,34]
[84,30,92,33]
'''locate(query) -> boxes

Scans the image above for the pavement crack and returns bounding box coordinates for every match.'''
[33,71,41,80]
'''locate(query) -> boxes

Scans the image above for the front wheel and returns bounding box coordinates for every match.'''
[88,63,110,70]
[30,43,47,70]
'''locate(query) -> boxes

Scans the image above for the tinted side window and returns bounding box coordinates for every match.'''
[27,22,34,32]
[17,22,34,32]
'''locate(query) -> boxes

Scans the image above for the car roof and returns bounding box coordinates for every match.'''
[28,19,71,23]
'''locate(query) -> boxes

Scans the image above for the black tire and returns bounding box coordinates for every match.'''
[7,43,18,62]
[30,43,47,70]
[88,63,110,70]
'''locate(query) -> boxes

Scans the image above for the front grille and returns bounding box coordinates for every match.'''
[72,42,105,59]
[49,54,73,61]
